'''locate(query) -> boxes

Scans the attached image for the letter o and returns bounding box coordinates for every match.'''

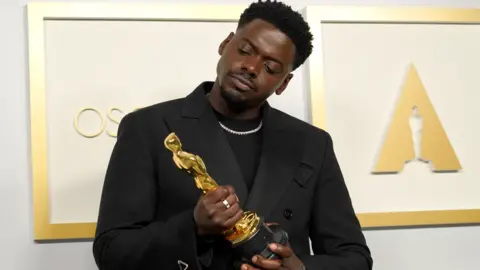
[74,108,106,138]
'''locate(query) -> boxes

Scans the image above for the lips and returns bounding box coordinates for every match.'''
[229,74,254,92]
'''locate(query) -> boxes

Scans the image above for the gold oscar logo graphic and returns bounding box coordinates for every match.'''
[372,64,462,174]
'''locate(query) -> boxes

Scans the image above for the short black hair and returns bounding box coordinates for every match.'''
[237,0,314,71]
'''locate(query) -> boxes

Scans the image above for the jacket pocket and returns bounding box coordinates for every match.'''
[293,162,314,187]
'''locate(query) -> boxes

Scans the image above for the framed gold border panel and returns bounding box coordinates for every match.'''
[27,2,245,241]
[304,6,480,228]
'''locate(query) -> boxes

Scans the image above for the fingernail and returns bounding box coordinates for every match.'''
[270,243,277,250]
[252,256,257,262]
[241,265,247,270]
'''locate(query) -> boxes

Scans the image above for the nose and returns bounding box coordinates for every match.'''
[241,56,261,78]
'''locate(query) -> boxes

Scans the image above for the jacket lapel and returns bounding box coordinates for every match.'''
[163,82,249,206]
[244,105,304,220]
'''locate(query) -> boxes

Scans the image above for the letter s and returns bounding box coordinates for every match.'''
[106,107,124,138]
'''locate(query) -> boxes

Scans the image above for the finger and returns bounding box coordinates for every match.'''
[251,255,281,269]
[210,203,242,228]
[269,243,293,258]
[224,185,240,203]
[205,194,240,220]
[221,206,244,228]
[220,200,241,218]
[215,193,239,211]
[240,264,257,270]
[212,202,240,223]
[204,186,229,203]
[224,185,236,196]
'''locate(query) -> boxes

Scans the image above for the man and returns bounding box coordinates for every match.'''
[93,1,373,269]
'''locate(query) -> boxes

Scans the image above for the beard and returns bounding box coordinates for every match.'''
[219,84,250,113]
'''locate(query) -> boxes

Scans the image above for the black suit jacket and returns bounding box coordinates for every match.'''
[93,81,373,270]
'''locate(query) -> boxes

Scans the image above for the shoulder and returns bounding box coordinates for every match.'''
[127,97,185,122]
[117,97,186,138]
[120,97,185,126]
[271,108,332,146]
[271,108,338,173]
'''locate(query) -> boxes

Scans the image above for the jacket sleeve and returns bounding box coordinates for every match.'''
[299,132,373,270]
[92,112,206,270]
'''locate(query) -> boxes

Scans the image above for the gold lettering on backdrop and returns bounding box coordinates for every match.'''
[372,64,462,174]
[74,108,106,138]
[106,107,124,138]
[74,106,143,138]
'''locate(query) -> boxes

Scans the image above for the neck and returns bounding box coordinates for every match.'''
[208,79,262,120]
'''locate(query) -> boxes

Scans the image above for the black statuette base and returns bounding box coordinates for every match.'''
[232,218,289,266]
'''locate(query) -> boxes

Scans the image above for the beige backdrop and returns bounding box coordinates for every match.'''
[41,13,305,225]
[321,22,480,213]
[5,2,478,270]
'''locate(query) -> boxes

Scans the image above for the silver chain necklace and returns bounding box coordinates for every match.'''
[219,121,263,135]
[206,92,262,135]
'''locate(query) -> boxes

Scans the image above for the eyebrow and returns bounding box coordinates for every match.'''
[241,37,284,69]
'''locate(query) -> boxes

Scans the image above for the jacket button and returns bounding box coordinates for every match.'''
[284,209,293,220]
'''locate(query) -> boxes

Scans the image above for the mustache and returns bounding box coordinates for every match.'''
[228,71,255,89]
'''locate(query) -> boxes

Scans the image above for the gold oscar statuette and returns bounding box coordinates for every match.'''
[164,132,289,265]
[164,132,261,245]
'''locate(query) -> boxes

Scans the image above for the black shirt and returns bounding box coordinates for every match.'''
[212,108,263,192]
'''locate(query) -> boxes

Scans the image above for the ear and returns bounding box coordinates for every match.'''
[218,32,234,55]
[275,73,294,95]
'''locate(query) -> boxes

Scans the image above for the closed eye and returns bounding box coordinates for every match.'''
[238,48,249,55]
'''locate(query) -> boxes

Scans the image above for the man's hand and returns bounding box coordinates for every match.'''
[240,243,305,270]
[193,185,243,236]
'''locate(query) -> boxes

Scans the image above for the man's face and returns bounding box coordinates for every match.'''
[216,19,296,111]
